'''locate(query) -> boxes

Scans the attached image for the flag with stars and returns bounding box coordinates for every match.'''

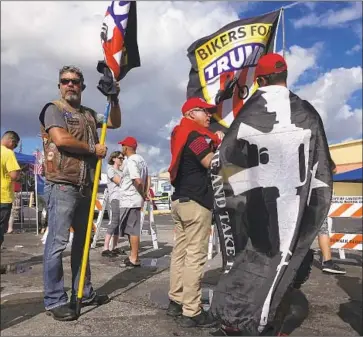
[100,1,140,81]
[209,85,333,335]
[32,150,43,175]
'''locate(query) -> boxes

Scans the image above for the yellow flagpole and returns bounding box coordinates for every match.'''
[75,99,111,317]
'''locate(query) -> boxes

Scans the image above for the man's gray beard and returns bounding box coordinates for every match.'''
[65,93,80,106]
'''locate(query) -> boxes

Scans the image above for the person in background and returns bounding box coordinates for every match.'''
[102,151,125,257]
[147,183,157,211]
[166,97,224,328]
[7,180,22,234]
[39,65,121,321]
[0,131,21,247]
[318,161,346,274]
[118,136,149,267]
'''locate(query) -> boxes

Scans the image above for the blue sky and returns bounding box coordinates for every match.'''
[237,1,362,142]
[239,2,362,75]
[253,2,361,96]
[1,1,362,173]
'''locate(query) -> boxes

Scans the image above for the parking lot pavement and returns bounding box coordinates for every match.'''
[1,215,362,336]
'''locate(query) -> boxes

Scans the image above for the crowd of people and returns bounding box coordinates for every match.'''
[0,54,347,333]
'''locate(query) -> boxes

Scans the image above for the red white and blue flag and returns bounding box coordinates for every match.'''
[100,1,140,81]
[32,150,43,175]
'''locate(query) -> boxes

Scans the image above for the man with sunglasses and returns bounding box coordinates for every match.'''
[39,65,121,321]
[0,131,21,248]
[167,97,224,328]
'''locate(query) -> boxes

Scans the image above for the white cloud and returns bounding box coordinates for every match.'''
[136,143,168,175]
[158,117,181,141]
[1,1,362,174]
[303,2,317,11]
[280,43,322,88]
[296,67,362,143]
[353,22,363,40]
[1,1,241,174]
[293,2,362,28]
[263,41,362,145]
[346,44,362,55]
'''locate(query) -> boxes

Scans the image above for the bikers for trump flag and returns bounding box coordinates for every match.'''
[100,1,140,81]
[209,85,333,334]
[186,10,281,132]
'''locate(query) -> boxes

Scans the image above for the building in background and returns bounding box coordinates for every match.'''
[151,171,173,196]
[330,139,362,196]
[148,170,173,210]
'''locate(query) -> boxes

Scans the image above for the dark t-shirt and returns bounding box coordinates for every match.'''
[39,104,103,132]
[172,131,213,210]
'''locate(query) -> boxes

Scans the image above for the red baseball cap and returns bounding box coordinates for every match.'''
[118,136,137,149]
[181,97,216,115]
[255,53,288,79]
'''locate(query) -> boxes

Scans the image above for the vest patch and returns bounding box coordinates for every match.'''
[66,117,80,126]
[63,111,80,126]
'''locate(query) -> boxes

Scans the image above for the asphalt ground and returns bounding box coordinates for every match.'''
[0,215,362,336]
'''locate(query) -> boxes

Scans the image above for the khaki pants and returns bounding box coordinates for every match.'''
[168,199,212,317]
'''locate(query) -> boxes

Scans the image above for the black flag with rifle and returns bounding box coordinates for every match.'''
[207,57,333,334]
[186,8,333,336]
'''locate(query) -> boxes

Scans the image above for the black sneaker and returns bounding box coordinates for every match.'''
[322,260,346,274]
[179,309,218,328]
[120,257,141,268]
[83,294,111,306]
[112,247,126,255]
[70,294,111,309]
[101,250,118,257]
[46,303,77,321]
[166,300,182,317]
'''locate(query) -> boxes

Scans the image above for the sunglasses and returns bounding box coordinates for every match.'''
[60,78,81,85]
[117,156,124,160]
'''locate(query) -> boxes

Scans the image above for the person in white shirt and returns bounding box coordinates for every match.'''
[102,151,125,257]
[118,136,149,267]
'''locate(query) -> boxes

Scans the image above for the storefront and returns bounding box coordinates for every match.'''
[330,139,362,196]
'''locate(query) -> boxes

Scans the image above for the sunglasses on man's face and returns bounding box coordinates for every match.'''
[60,78,81,86]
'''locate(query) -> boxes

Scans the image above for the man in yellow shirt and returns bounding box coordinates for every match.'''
[1,131,21,247]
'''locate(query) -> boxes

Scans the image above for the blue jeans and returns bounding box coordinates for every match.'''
[43,182,96,310]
